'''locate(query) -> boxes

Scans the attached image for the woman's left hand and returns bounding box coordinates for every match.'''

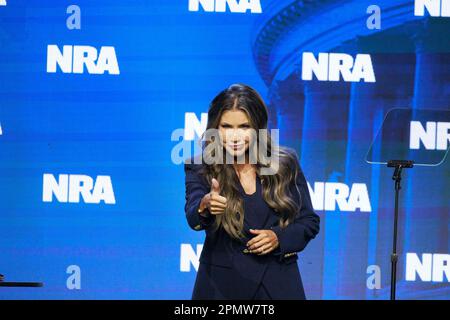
[247,229,279,255]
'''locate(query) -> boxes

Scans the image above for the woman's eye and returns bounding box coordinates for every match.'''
[220,124,250,129]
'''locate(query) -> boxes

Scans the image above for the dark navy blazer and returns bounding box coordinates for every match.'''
[184,157,320,300]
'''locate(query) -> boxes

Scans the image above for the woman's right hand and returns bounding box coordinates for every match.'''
[198,178,227,215]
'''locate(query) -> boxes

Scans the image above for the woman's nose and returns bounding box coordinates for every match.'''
[229,129,244,141]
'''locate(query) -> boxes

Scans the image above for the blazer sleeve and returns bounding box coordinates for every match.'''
[184,162,216,231]
[270,160,320,260]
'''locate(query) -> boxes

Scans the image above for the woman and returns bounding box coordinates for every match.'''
[184,84,320,300]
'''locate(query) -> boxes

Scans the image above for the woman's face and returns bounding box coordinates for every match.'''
[218,109,253,160]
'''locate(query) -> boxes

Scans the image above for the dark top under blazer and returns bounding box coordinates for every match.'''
[184,155,320,300]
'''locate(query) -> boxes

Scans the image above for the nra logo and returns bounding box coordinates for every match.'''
[302,52,376,83]
[406,253,450,282]
[410,121,450,150]
[42,174,116,204]
[415,0,450,17]
[46,45,120,75]
[308,182,372,212]
[180,244,203,272]
[188,0,262,13]
[183,112,208,141]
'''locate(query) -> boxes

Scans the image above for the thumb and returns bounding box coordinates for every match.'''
[211,178,220,194]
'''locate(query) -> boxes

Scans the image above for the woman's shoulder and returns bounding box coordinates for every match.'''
[278,146,309,187]
[184,155,209,181]
[184,154,205,166]
[278,146,301,171]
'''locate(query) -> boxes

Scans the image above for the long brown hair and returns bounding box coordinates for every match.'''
[198,84,302,241]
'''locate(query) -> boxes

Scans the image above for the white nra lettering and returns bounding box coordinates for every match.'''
[308,182,372,212]
[302,52,376,83]
[47,45,120,75]
[188,0,262,13]
[410,121,450,150]
[42,174,116,204]
[180,244,203,272]
[414,0,450,17]
[406,253,450,282]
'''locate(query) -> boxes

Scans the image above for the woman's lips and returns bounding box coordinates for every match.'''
[229,143,245,150]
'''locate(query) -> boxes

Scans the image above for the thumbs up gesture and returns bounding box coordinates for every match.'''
[198,178,228,215]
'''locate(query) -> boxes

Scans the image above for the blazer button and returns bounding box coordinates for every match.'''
[284,252,295,257]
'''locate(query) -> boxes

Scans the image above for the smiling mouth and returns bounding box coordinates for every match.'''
[229,144,245,149]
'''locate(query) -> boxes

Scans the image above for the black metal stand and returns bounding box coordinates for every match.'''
[0,281,43,287]
[387,160,413,300]
[0,274,43,288]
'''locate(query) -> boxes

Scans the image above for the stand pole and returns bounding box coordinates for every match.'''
[387,160,413,301]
